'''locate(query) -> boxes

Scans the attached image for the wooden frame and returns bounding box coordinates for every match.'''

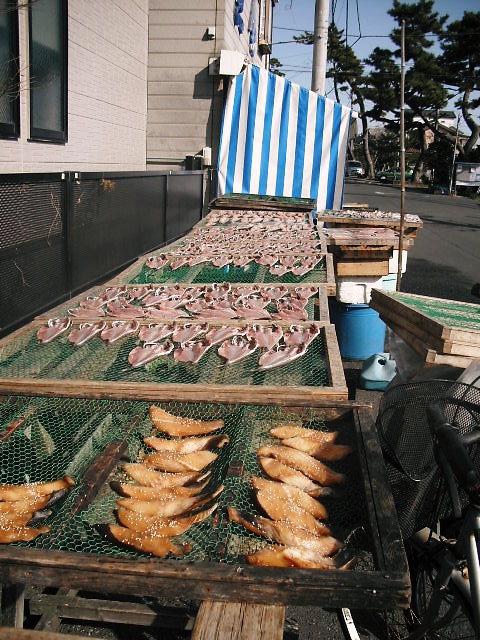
[0,406,409,610]
[0,321,347,404]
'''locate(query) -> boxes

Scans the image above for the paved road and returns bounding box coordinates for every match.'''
[344,181,480,303]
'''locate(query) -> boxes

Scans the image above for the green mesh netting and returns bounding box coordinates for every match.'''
[0,397,368,566]
[130,260,327,286]
[0,326,330,389]
[389,292,480,332]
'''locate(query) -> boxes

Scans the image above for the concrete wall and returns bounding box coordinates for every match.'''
[0,0,149,173]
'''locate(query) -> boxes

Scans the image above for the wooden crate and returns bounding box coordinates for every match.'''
[0,397,409,609]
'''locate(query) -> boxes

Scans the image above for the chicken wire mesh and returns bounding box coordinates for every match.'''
[0,323,330,389]
[380,292,480,332]
[129,259,327,286]
[0,396,371,567]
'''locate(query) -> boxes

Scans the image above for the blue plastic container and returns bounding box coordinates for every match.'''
[330,301,386,360]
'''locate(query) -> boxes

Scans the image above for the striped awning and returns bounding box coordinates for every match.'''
[217,65,352,211]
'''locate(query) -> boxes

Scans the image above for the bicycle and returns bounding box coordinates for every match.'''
[340,377,480,639]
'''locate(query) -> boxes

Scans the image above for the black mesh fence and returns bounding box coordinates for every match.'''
[0,171,203,337]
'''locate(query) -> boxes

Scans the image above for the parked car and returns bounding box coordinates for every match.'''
[429,184,449,195]
[376,167,413,181]
[346,160,364,177]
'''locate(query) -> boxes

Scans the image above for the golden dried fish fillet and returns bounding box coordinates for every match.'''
[144,434,229,454]
[250,477,327,519]
[117,486,223,518]
[107,524,190,558]
[0,495,50,513]
[111,480,209,500]
[246,545,294,568]
[123,463,210,488]
[228,507,341,556]
[270,426,337,443]
[117,503,217,536]
[0,511,33,527]
[283,546,354,570]
[282,437,352,461]
[258,458,331,496]
[255,489,330,536]
[142,450,217,473]
[149,406,223,436]
[0,525,51,544]
[257,446,345,486]
[0,476,74,502]
[247,545,338,569]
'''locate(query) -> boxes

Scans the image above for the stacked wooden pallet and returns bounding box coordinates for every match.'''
[370,289,480,368]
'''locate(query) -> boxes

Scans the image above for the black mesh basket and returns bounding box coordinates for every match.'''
[377,379,480,539]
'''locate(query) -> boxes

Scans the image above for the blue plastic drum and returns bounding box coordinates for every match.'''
[330,301,386,360]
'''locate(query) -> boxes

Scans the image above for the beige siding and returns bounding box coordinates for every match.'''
[147,2,220,166]
[0,0,149,173]
[146,0,264,170]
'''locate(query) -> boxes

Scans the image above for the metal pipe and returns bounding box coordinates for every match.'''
[396,20,406,291]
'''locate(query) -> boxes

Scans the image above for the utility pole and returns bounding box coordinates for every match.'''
[449,113,460,195]
[311,0,329,95]
[396,20,406,292]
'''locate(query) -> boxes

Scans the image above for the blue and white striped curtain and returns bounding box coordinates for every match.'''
[217,65,352,210]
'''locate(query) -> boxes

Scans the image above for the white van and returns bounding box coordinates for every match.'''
[346,160,363,177]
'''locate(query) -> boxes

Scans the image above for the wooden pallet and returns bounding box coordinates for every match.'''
[322,227,413,248]
[318,209,422,238]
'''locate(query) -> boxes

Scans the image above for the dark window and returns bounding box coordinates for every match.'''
[0,0,20,139]
[29,0,67,143]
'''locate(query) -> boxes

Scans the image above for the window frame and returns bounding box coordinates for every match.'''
[0,0,20,139]
[28,0,68,144]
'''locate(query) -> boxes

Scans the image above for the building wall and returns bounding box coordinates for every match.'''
[0,0,149,174]
[146,0,266,174]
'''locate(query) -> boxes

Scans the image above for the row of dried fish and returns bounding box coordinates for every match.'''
[230,424,353,570]
[105,408,227,557]
[129,323,320,369]
[204,210,309,227]
[63,284,317,322]
[0,476,74,544]
[146,253,322,275]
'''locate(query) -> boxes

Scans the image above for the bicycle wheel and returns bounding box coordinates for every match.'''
[410,560,475,639]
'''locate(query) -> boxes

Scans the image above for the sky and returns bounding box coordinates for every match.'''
[272,0,479,110]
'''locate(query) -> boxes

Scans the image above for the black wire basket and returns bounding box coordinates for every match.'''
[377,379,480,539]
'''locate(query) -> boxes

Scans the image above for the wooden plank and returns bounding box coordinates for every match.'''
[323,325,346,391]
[325,253,336,295]
[354,409,410,576]
[0,546,409,608]
[371,290,480,345]
[0,584,24,628]
[0,405,37,443]
[192,602,284,640]
[317,287,330,322]
[34,588,77,633]
[335,260,390,277]
[377,305,480,357]
[0,629,102,640]
[0,378,348,405]
[385,319,473,368]
[29,594,195,631]
[331,246,394,260]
